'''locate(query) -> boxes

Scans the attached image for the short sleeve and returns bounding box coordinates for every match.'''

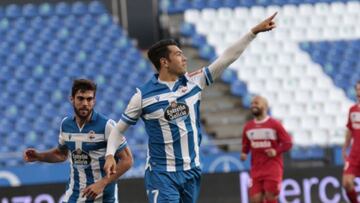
[121,89,142,125]
[58,117,68,150]
[186,67,214,89]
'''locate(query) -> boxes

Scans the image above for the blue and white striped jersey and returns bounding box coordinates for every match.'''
[59,111,127,203]
[121,67,214,172]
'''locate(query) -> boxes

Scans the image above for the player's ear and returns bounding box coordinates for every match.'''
[69,96,74,105]
[160,57,168,68]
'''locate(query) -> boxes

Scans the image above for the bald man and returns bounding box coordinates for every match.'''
[241,96,292,203]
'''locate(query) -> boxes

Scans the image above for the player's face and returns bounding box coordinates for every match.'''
[166,45,187,76]
[71,90,95,120]
[250,97,265,117]
[356,83,360,101]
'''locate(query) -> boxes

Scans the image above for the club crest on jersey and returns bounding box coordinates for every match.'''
[68,134,72,140]
[178,85,188,93]
[155,95,160,101]
[164,101,189,123]
[88,130,95,140]
[72,148,91,169]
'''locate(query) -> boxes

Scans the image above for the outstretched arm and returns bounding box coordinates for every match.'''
[208,12,277,80]
[24,147,68,163]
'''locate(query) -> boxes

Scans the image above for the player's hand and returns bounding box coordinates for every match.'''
[240,153,247,161]
[251,12,277,34]
[82,180,106,199]
[104,155,117,178]
[265,148,277,157]
[23,148,40,162]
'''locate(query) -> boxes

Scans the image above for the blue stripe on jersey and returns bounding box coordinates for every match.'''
[141,84,170,100]
[184,115,196,169]
[117,141,128,152]
[204,67,213,85]
[177,86,201,101]
[194,100,202,146]
[69,165,80,202]
[145,119,167,171]
[83,141,95,201]
[82,141,107,151]
[65,141,76,151]
[121,113,137,125]
[169,122,183,171]
[142,100,169,114]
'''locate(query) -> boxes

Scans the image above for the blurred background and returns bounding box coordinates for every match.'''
[0,0,359,202]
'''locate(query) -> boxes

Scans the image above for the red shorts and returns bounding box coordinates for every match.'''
[249,178,281,197]
[343,160,360,177]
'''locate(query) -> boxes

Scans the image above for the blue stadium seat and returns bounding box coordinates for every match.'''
[23,104,41,121]
[46,15,62,30]
[33,91,50,106]
[207,0,223,8]
[89,1,106,14]
[6,54,22,67]
[221,69,238,84]
[240,0,256,7]
[24,52,40,68]
[39,28,55,44]
[0,18,10,34]
[57,52,73,66]
[55,2,70,16]
[5,4,21,18]
[97,13,112,27]
[6,79,22,95]
[13,17,28,33]
[16,118,32,134]
[22,28,37,44]
[5,29,21,45]
[199,44,216,60]
[14,65,31,82]
[0,119,13,135]
[80,14,95,28]
[39,3,53,16]
[191,33,207,48]
[30,16,46,31]
[41,77,58,93]
[180,22,196,37]
[22,3,37,17]
[224,0,239,8]
[5,105,19,122]
[192,0,207,9]
[175,0,191,13]
[72,1,87,15]
[24,131,40,147]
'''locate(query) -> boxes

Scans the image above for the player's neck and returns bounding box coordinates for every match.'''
[254,114,268,122]
[158,70,178,82]
[75,114,92,129]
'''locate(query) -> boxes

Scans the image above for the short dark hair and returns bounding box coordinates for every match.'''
[147,39,178,71]
[71,79,97,97]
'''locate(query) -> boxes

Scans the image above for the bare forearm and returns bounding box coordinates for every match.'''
[38,149,67,163]
[343,130,352,149]
[208,31,256,80]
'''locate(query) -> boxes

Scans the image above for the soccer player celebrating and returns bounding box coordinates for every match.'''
[241,96,292,203]
[342,81,360,203]
[24,79,133,202]
[104,13,277,203]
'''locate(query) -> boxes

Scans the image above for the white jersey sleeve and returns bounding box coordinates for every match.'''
[58,117,67,148]
[186,67,214,89]
[120,89,142,125]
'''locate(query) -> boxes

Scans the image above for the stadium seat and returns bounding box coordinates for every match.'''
[22,3,37,17]
[5,4,21,18]
[55,2,70,16]
[89,1,106,14]
[38,3,53,16]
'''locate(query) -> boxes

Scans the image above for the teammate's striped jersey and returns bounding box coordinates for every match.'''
[59,111,127,203]
[121,67,214,172]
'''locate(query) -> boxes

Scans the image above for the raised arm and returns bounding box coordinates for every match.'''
[208,12,277,80]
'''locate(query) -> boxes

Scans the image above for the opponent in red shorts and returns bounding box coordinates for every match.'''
[241,95,292,203]
[342,81,360,203]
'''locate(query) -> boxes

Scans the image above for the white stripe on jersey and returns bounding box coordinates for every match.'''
[63,165,74,202]
[177,120,191,170]
[186,93,201,167]
[60,132,105,142]
[246,128,277,140]
[160,121,176,171]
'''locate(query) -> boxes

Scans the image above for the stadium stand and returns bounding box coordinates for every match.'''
[0,1,222,168]
[179,1,359,149]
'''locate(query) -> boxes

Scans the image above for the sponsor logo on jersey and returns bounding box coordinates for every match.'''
[71,148,91,169]
[164,101,189,123]
[178,85,188,93]
[251,140,271,148]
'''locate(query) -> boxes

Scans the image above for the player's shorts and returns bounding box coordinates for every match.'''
[145,167,201,203]
[249,178,281,197]
[343,160,360,176]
